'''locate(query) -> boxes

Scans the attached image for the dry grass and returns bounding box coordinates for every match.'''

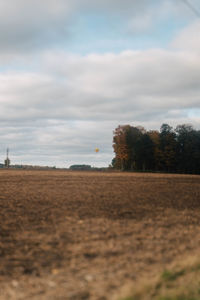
[0,170,199,299]
[117,254,200,300]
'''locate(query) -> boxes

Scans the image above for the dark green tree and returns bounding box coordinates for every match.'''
[136,133,155,171]
[175,124,200,173]
[159,124,177,172]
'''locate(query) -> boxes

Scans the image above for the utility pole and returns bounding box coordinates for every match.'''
[4,148,10,168]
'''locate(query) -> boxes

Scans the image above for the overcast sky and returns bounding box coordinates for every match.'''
[0,0,200,167]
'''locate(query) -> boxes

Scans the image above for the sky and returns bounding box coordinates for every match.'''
[0,0,200,168]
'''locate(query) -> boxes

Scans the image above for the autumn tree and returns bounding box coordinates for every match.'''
[112,125,145,170]
[112,125,132,170]
[112,123,200,174]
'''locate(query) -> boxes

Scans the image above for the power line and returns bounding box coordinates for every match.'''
[181,0,200,18]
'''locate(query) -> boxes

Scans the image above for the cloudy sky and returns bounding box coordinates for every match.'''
[0,0,200,167]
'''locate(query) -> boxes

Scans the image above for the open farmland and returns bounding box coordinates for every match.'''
[0,170,200,300]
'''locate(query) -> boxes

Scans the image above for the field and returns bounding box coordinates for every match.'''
[0,170,200,300]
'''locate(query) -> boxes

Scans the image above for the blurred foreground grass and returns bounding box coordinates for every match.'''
[118,255,200,300]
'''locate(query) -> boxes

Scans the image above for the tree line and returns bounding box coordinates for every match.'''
[112,124,200,174]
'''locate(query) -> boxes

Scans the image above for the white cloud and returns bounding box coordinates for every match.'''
[0,41,200,166]
[0,2,200,166]
[1,44,200,124]
[0,0,71,53]
[171,20,200,52]
[0,0,180,56]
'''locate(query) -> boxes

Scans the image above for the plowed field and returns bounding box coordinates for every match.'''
[0,170,200,300]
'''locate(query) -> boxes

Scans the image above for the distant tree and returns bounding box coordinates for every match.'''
[112,123,200,174]
[113,125,145,170]
[159,124,177,172]
[148,130,162,171]
[113,125,132,170]
[175,124,200,173]
[69,165,91,170]
[193,130,200,173]
[137,133,155,171]
[111,157,116,168]
[126,126,143,170]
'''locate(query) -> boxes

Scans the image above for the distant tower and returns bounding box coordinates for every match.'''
[4,148,10,168]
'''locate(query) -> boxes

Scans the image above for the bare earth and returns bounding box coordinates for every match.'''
[0,170,200,300]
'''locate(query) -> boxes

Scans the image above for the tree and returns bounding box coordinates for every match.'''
[159,124,177,172]
[136,133,155,171]
[112,123,200,174]
[112,125,143,170]
[148,130,162,171]
[175,124,200,173]
[113,125,132,170]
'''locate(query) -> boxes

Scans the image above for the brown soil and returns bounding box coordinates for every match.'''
[0,170,200,300]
